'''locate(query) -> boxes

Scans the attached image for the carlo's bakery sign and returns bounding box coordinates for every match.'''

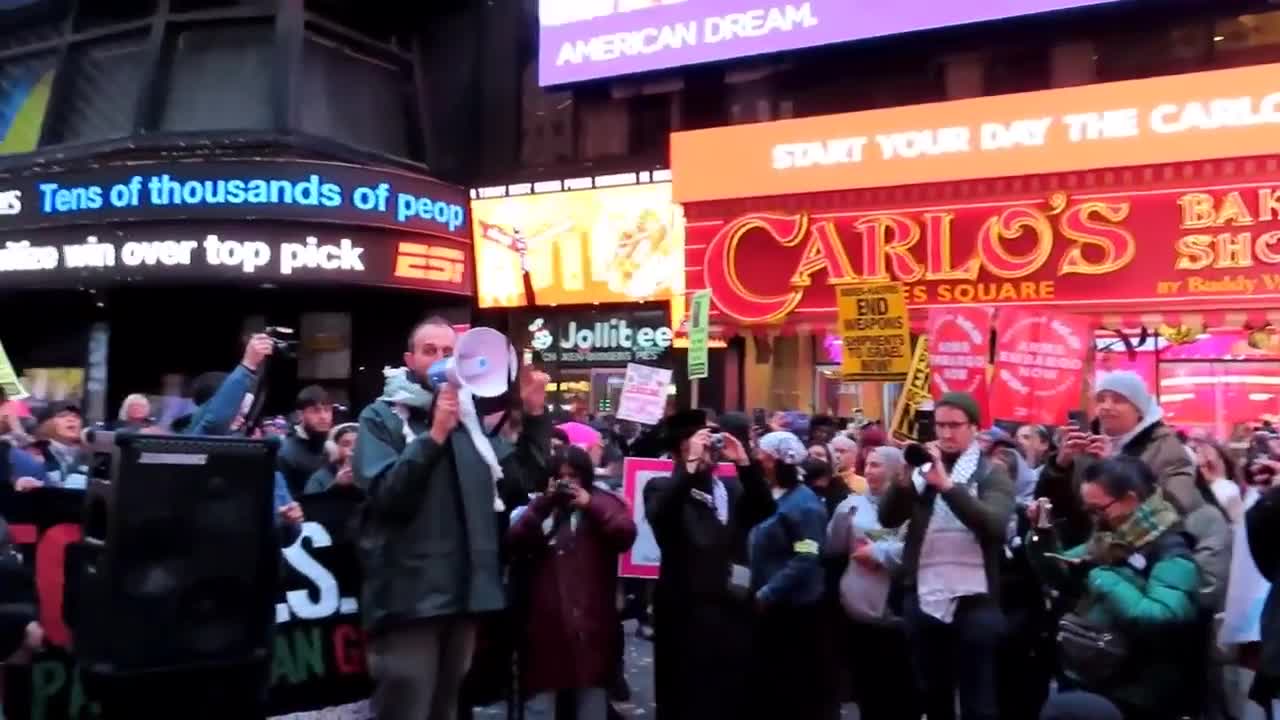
[538,0,1118,86]
[527,310,673,365]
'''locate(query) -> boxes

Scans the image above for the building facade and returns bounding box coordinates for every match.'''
[0,0,488,419]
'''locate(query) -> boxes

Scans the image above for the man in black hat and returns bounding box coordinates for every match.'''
[643,409,774,720]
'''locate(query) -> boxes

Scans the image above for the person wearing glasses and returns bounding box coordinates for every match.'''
[879,392,1014,720]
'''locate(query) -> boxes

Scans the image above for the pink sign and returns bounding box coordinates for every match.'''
[620,457,738,579]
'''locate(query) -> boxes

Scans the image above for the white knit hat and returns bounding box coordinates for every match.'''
[1095,371,1156,418]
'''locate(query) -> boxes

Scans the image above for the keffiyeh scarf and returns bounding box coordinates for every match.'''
[916,442,988,623]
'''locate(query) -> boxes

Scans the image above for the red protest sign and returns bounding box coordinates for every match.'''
[927,307,992,425]
[989,309,1091,425]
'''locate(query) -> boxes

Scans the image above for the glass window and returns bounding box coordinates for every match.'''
[628,92,671,159]
[1212,10,1280,67]
[0,52,55,155]
[984,45,1050,95]
[159,22,273,132]
[74,0,155,31]
[1095,22,1213,81]
[299,32,413,159]
[1160,362,1280,438]
[45,36,148,145]
[0,19,62,54]
[814,365,862,418]
[170,0,272,11]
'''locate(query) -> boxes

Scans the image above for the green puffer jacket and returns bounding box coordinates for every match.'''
[353,399,550,635]
[1028,525,1203,716]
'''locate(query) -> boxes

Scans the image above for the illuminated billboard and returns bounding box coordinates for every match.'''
[471,182,684,308]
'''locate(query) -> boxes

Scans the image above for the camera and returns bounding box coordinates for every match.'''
[708,433,726,450]
[554,479,577,499]
[1247,432,1278,484]
[265,326,298,357]
[903,442,932,468]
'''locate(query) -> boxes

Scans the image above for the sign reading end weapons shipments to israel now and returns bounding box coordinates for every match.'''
[835,283,910,381]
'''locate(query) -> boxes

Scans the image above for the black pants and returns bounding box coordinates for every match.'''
[904,593,1005,720]
[847,620,917,720]
[997,604,1055,719]
[746,603,836,720]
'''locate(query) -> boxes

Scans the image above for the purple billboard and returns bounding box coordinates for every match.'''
[539,0,1122,86]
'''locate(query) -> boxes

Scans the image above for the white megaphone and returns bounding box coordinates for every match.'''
[426,327,518,512]
[426,327,515,398]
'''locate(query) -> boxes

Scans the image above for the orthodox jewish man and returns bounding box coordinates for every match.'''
[643,409,774,720]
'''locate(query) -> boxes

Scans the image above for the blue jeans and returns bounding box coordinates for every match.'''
[523,687,607,720]
[904,592,1005,720]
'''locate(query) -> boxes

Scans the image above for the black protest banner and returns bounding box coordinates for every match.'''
[0,488,371,720]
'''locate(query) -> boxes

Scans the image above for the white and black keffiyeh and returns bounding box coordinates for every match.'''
[915,442,988,623]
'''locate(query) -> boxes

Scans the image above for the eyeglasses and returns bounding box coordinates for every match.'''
[1086,497,1121,516]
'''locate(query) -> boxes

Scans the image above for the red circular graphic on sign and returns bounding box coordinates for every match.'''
[929,312,988,394]
[996,314,1087,400]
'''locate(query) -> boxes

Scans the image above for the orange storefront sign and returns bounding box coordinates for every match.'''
[688,181,1280,324]
[671,63,1280,204]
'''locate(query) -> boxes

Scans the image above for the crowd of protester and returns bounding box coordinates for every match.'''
[7,323,1280,720]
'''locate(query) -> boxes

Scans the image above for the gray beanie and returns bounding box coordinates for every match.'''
[1095,371,1155,417]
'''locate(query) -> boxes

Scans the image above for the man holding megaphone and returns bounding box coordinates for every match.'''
[353,315,551,720]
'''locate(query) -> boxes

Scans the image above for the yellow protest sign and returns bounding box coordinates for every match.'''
[890,336,931,442]
[835,282,910,381]
[0,339,28,400]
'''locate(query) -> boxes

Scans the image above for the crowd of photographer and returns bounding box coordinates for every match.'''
[7,321,1280,720]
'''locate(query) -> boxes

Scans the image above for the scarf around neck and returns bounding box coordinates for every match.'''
[916,441,987,623]
[379,365,507,512]
[1087,489,1180,561]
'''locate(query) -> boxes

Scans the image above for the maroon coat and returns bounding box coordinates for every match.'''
[508,488,637,695]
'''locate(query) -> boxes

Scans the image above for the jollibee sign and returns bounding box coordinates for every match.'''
[672,63,1280,203]
[687,180,1280,324]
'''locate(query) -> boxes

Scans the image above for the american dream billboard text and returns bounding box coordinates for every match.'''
[540,0,1122,86]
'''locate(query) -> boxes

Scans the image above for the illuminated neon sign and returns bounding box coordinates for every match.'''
[0,160,471,238]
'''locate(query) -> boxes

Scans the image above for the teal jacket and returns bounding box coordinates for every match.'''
[353,398,550,634]
[1028,525,1202,715]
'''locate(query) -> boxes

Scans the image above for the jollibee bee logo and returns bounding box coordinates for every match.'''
[0,190,22,215]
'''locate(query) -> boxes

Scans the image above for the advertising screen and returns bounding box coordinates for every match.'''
[0,222,475,296]
[0,159,470,239]
[539,0,1120,86]
[471,183,684,308]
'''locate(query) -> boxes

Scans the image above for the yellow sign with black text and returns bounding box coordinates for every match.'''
[890,337,931,443]
[836,282,910,381]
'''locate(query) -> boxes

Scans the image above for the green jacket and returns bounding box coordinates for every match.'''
[1028,525,1202,715]
[353,399,550,634]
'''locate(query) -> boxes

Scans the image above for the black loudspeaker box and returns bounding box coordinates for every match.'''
[72,432,279,678]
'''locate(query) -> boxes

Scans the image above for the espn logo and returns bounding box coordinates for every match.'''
[393,242,467,285]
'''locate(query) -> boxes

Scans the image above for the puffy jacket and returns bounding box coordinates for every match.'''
[1029,524,1202,716]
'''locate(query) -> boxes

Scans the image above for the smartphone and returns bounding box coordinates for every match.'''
[1043,552,1083,565]
[1066,410,1088,429]
[914,409,936,444]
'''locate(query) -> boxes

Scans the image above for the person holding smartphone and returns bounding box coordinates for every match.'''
[1037,371,1201,549]
[1030,456,1203,720]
